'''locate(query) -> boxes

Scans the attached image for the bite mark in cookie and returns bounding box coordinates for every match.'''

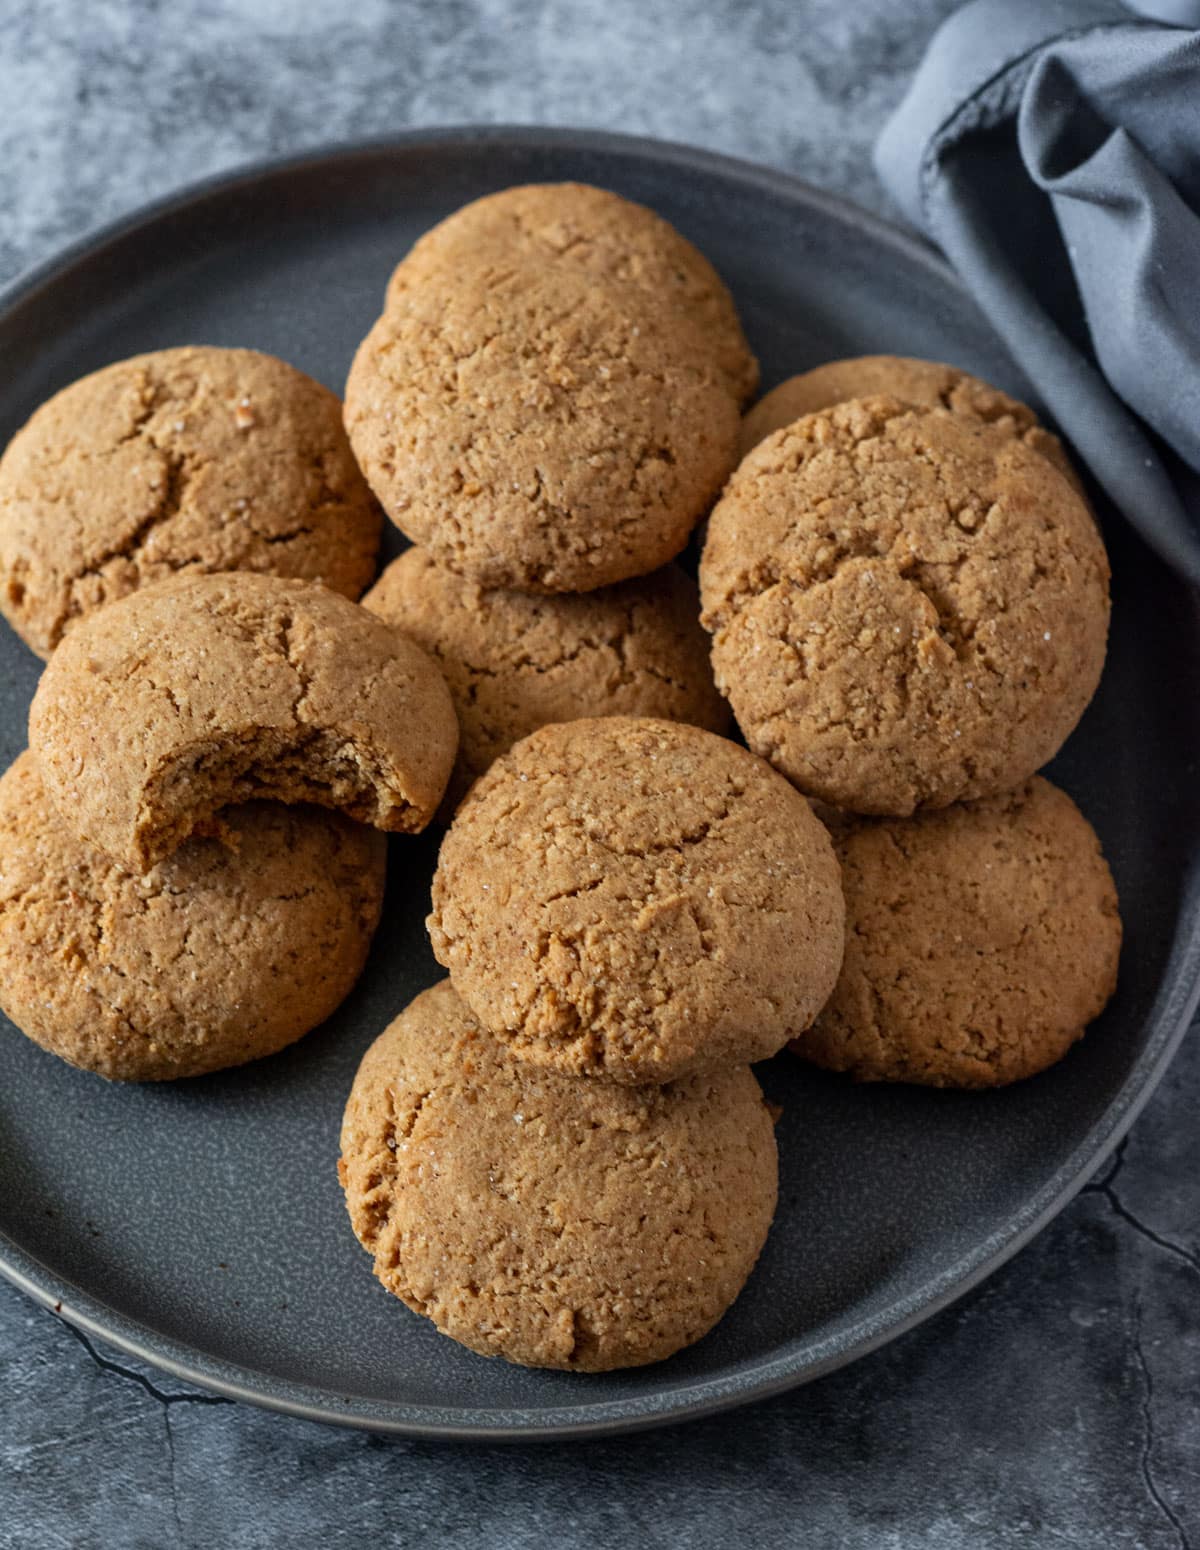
[30,572,457,870]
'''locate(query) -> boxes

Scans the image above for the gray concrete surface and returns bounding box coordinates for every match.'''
[1,1,1197,1545]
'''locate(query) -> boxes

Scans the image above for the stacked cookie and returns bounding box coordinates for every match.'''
[342,716,844,1370]
[0,352,458,1077]
[346,183,755,805]
[5,570,457,1076]
[703,357,1121,1086]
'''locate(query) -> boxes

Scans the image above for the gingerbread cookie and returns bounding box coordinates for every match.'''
[339,979,778,1370]
[0,347,381,658]
[345,254,740,593]
[792,777,1121,1086]
[30,572,457,871]
[700,396,1110,815]
[388,182,758,403]
[363,549,728,799]
[428,717,844,1084]
[738,354,1079,489]
[0,752,386,1081]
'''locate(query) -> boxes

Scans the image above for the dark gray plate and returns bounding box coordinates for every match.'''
[1,128,1198,1441]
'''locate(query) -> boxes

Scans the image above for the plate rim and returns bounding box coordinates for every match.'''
[2,124,1198,1442]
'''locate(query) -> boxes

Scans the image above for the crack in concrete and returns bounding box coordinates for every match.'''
[1081,1136,1128,1195]
[54,1313,228,1544]
[56,1315,233,1409]
[1083,1140,1200,1282]
[1131,1296,1192,1550]
[163,1405,186,1546]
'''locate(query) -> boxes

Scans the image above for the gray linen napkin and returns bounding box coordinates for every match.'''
[875,0,1200,583]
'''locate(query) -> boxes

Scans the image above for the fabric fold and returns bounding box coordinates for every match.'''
[875,0,1200,585]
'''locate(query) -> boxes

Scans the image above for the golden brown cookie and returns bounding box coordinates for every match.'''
[0,751,386,1081]
[387,182,758,403]
[791,777,1121,1086]
[0,347,382,659]
[363,549,729,801]
[700,396,1110,815]
[345,253,740,594]
[29,572,457,872]
[738,354,1080,489]
[428,717,845,1084]
[339,979,778,1371]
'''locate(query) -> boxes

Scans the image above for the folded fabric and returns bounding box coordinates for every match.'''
[876,0,1200,584]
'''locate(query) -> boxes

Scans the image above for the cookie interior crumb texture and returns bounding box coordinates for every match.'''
[0,751,387,1081]
[363,549,730,797]
[339,979,778,1371]
[793,777,1122,1087]
[345,242,741,593]
[701,395,1110,815]
[428,717,845,1084]
[29,571,458,871]
[0,346,382,659]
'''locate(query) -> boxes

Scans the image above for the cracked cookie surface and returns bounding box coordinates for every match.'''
[700,396,1110,815]
[387,181,758,404]
[29,571,458,871]
[428,717,845,1084]
[338,978,777,1371]
[345,250,740,593]
[791,777,1121,1086]
[0,751,386,1080]
[0,346,382,659]
[363,548,729,803]
[738,354,1080,489]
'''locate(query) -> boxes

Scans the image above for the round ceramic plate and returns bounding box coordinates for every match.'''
[1,129,1198,1441]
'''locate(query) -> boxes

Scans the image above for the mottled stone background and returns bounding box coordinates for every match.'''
[1,2,1197,1546]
